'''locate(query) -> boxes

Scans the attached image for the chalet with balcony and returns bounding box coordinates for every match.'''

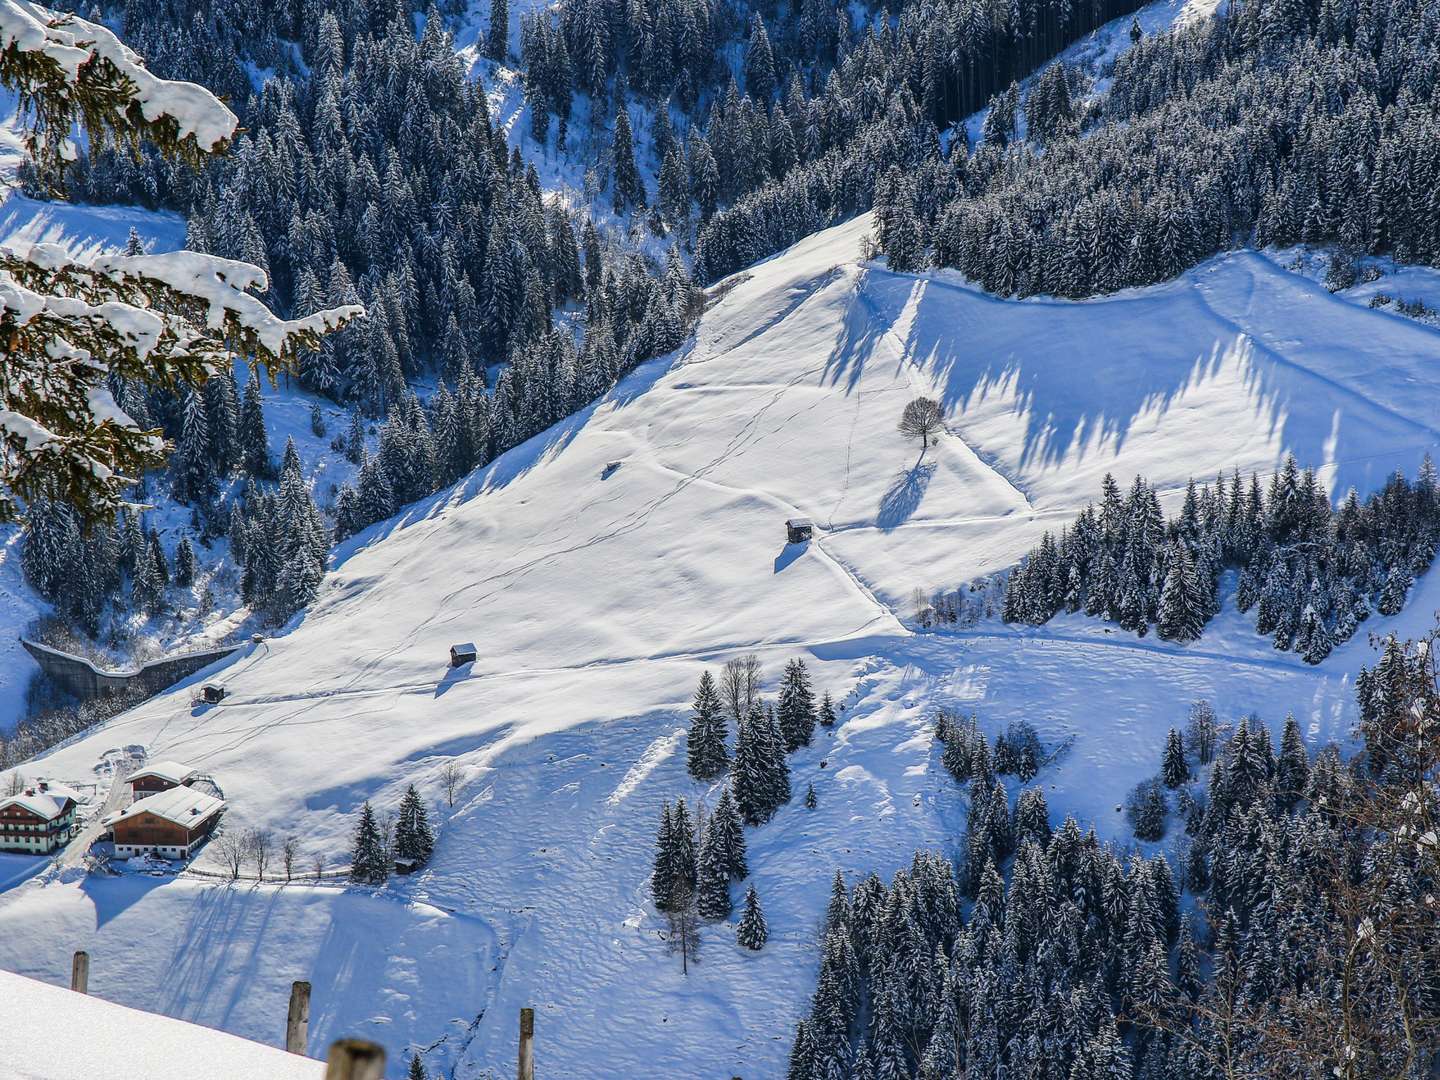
[106,785,225,860]
[128,760,199,800]
[0,782,79,855]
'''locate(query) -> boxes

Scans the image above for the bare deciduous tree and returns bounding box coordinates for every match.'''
[720,654,762,726]
[898,397,944,449]
[439,761,465,807]
[311,853,326,882]
[213,829,246,880]
[246,828,273,881]
[281,835,299,883]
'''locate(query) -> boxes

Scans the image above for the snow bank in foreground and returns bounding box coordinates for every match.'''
[0,967,322,1079]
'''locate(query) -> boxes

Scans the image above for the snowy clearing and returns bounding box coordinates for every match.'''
[1,211,1439,1076]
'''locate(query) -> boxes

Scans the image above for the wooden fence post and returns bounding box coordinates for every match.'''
[70,951,88,994]
[324,1039,385,1080]
[518,1007,535,1080]
[286,980,311,1054]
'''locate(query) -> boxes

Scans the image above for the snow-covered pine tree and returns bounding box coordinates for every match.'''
[695,817,732,921]
[611,109,645,214]
[394,784,435,867]
[686,670,729,779]
[804,782,816,809]
[174,537,196,589]
[238,375,273,480]
[349,802,390,884]
[1161,728,1189,788]
[777,658,816,751]
[708,787,748,880]
[736,885,767,949]
[818,692,837,727]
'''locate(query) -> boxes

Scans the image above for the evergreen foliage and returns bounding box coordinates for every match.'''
[349,801,390,884]
[996,459,1440,660]
[798,632,1440,1078]
[686,669,729,779]
[736,884,767,949]
[393,783,435,867]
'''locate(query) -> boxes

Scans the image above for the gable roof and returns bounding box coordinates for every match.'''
[106,785,224,830]
[128,760,199,786]
[0,791,70,821]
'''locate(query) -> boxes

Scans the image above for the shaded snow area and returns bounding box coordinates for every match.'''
[4,214,1440,1078]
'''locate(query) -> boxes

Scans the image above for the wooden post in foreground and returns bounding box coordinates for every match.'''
[518,1007,535,1080]
[324,1039,385,1080]
[286,980,311,1054]
[70,951,89,994]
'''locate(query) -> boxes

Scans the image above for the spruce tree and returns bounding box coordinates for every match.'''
[709,787,748,879]
[737,885,767,949]
[686,670,729,779]
[818,692,837,727]
[1275,714,1309,809]
[1161,728,1189,788]
[239,375,273,480]
[650,801,677,911]
[394,784,435,867]
[174,537,196,589]
[732,706,771,826]
[408,1054,427,1080]
[487,0,508,60]
[804,782,816,809]
[777,658,817,751]
[350,801,389,884]
[611,110,645,213]
[695,818,733,920]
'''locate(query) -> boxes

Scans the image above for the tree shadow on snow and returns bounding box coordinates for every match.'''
[877,461,936,531]
[821,264,1440,499]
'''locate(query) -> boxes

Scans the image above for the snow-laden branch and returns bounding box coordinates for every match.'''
[0,0,238,172]
[0,242,363,521]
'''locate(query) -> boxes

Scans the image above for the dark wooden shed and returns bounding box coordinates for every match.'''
[785,518,814,544]
[200,684,226,704]
[450,642,478,667]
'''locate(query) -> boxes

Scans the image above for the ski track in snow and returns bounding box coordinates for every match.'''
[7,178,1440,1080]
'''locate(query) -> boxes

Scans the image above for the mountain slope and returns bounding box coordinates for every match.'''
[3,216,1440,1077]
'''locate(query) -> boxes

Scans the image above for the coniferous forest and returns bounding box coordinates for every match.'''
[787,631,1440,1079]
[990,456,1440,662]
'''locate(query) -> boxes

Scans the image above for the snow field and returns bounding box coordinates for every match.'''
[1,207,1440,1076]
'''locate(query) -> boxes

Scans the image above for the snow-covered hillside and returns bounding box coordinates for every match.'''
[4,214,1440,1078]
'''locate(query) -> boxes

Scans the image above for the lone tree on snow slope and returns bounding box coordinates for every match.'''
[899,397,945,450]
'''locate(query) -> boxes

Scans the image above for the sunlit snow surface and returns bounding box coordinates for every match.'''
[1,209,1439,1076]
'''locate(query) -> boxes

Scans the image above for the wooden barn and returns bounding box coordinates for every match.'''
[106,785,225,860]
[127,760,199,800]
[450,642,477,667]
[785,517,814,544]
[0,783,79,855]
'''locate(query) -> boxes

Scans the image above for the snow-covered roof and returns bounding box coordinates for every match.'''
[786,517,813,527]
[0,790,71,821]
[0,969,324,1080]
[128,760,198,786]
[106,784,224,829]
